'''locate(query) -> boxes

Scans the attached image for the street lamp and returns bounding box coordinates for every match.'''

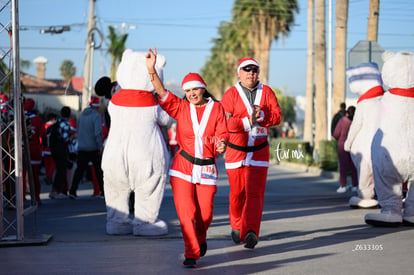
[40,25,70,34]
[111,22,137,34]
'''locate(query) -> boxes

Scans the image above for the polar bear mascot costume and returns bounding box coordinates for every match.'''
[365,51,414,226]
[102,49,170,235]
[344,62,384,208]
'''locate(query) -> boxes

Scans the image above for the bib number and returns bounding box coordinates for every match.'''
[252,126,267,139]
[201,164,217,180]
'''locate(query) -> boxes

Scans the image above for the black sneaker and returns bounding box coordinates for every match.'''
[183,258,197,268]
[200,242,207,257]
[244,230,258,249]
[231,229,241,244]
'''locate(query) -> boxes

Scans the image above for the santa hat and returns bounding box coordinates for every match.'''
[24,98,35,112]
[0,94,8,111]
[181,73,207,90]
[237,58,260,73]
[0,94,8,104]
[89,96,101,107]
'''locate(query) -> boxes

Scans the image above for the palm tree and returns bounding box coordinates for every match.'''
[201,0,299,97]
[332,0,349,118]
[107,25,128,81]
[59,60,76,81]
[201,21,247,98]
[304,0,314,145]
[232,0,299,84]
[314,0,327,156]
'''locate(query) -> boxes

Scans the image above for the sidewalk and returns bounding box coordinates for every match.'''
[1,158,412,275]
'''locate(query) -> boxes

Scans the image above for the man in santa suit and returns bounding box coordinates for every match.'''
[221,58,282,249]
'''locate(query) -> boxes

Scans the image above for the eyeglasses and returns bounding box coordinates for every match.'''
[242,66,258,73]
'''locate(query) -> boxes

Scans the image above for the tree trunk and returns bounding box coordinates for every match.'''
[110,55,117,81]
[304,0,315,145]
[332,0,349,117]
[249,14,274,85]
[367,0,380,42]
[314,0,327,156]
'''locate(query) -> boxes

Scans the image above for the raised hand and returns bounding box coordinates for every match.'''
[146,47,157,72]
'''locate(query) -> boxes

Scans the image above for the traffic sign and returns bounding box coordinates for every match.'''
[349,40,384,70]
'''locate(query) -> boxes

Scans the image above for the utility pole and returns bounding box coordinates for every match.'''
[82,0,96,110]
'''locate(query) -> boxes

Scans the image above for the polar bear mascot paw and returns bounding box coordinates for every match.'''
[364,51,414,226]
[106,222,133,235]
[133,219,168,236]
[349,196,379,209]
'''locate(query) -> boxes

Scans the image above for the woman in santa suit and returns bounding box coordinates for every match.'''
[146,48,228,268]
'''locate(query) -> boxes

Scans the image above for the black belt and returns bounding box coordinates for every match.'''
[228,140,268,153]
[179,150,215,166]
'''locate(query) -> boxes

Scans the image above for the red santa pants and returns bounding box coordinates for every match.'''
[227,165,268,242]
[171,177,217,259]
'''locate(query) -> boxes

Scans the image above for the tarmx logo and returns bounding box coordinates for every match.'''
[275,142,304,162]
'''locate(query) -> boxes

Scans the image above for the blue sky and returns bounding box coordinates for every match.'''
[14,0,414,97]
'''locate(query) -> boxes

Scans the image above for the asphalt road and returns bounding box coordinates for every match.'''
[1,157,412,275]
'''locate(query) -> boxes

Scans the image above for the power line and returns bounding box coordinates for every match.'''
[13,45,414,53]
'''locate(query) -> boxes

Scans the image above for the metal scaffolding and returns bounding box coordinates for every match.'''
[0,0,51,245]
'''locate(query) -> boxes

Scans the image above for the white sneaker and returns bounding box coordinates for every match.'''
[351,186,358,192]
[336,186,348,193]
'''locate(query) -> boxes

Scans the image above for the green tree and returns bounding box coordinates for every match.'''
[59,60,76,81]
[20,60,31,71]
[201,21,248,99]
[201,0,299,97]
[1,60,26,94]
[274,88,296,123]
[232,0,299,84]
[107,26,128,81]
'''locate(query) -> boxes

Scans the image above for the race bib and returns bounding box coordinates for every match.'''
[251,126,267,139]
[201,164,217,180]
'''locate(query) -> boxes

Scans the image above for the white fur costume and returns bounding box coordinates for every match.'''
[365,51,414,226]
[345,63,384,208]
[102,49,170,235]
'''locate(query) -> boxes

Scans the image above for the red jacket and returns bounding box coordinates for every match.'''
[26,112,46,164]
[160,91,228,185]
[221,82,281,169]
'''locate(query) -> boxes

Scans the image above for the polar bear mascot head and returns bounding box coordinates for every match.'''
[116,49,166,91]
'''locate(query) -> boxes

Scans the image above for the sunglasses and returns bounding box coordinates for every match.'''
[242,66,258,73]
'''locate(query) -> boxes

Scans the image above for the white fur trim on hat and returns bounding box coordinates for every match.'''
[237,58,260,73]
[181,73,207,90]
[182,81,206,90]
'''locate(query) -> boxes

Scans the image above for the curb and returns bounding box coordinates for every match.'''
[273,160,340,181]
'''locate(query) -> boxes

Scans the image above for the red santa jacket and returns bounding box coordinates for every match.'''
[25,112,46,164]
[160,91,228,185]
[221,82,281,169]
